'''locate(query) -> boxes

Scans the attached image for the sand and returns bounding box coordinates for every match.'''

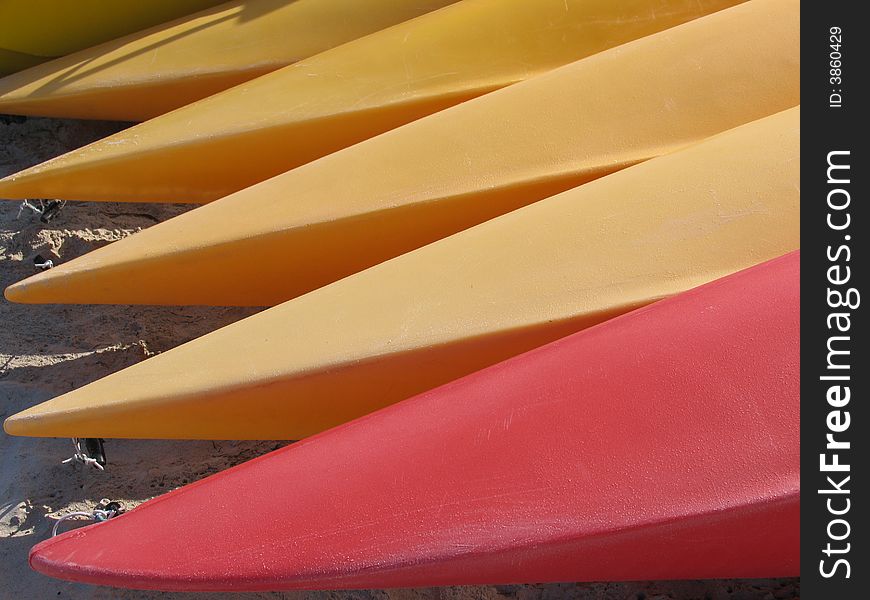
[0,115,799,599]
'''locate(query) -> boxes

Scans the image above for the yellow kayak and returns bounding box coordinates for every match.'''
[5,0,799,307]
[0,0,745,203]
[0,0,225,76]
[0,47,43,75]
[0,0,457,121]
[3,108,800,440]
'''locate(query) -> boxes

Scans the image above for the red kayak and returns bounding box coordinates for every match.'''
[30,251,800,590]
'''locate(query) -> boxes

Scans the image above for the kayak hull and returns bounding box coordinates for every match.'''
[0,0,224,72]
[3,109,800,440]
[0,47,44,77]
[4,0,799,307]
[0,0,457,120]
[0,0,747,201]
[28,251,800,589]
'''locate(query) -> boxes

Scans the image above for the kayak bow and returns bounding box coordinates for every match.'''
[28,251,800,590]
[0,0,457,120]
[4,0,799,307]
[4,108,800,440]
[0,0,748,202]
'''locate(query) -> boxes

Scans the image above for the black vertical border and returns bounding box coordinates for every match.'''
[801,1,867,597]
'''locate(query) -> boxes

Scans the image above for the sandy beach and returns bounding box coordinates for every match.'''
[0,115,799,600]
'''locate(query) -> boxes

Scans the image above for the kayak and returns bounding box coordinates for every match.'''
[0,0,456,120]
[0,0,224,76]
[3,108,800,440]
[0,47,43,76]
[27,251,800,590]
[3,0,799,307]
[0,0,457,121]
[0,0,748,203]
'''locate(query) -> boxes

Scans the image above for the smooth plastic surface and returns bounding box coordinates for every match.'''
[0,0,224,75]
[3,109,800,440]
[0,0,747,202]
[0,47,43,75]
[4,0,799,307]
[0,0,456,120]
[29,251,800,590]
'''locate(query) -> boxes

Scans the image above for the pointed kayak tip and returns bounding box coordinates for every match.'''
[4,387,72,437]
[4,278,29,303]
[4,412,28,436]
[23,252,799,590]
[5,404,66,438]
[3,239,102,305]
[0,169,32,201]
[0,92,26,114]
[0,165,69,202]
[4,268,59,304]
[28,538,96,586]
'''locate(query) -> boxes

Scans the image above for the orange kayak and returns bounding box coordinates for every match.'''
[0,0,457,120]
[3,109,800,440]
[0,0,748,202]
[0,0,225,76]
[4,1,799,307]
